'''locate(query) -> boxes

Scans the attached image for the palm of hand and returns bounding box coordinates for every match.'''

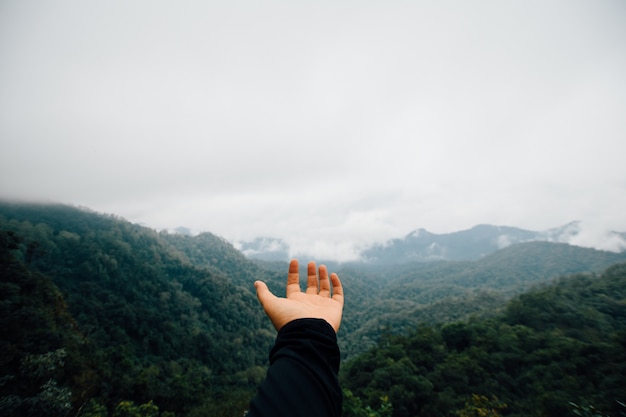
[268,289,343,332]
[254,260,344,333]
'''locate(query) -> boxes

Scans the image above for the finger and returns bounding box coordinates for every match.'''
[318,265,331,297]
[286,259,301,297]
[330,273,344,305]
[254,280,276,309]
[306,261,319,294]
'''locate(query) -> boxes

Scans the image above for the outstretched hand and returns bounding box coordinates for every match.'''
[254,259,344,333]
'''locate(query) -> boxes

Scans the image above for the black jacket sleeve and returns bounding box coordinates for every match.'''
[247,318,342,417]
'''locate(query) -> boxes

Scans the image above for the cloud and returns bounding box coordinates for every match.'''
[1,0,626,261]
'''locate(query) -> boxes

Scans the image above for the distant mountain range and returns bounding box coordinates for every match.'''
[360,222,582,263]
[238,222,626,263]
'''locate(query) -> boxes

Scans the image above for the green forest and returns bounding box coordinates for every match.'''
[1,202,625,417]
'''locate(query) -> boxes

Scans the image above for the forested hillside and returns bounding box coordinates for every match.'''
[336,242,626,357]
[0,203,281,416]
[2,202,625,417]
[341,263,626,417]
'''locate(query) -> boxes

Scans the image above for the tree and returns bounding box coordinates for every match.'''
[113,400,159,417]
[342,389,393,417]
[457,394,507,417]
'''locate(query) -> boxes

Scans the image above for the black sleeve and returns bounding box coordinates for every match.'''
[247,318,342,417]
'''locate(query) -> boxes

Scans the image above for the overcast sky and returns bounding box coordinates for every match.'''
[1,0,625,260]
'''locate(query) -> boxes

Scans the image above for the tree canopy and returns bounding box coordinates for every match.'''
[1,202,625,417]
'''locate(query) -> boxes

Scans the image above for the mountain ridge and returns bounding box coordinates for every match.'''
[240,221,626,263]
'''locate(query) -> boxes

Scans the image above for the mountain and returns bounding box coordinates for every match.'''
[0,202,280,416]
[236,222,607,264]
[337,240,626,357]
[341,262,626,417]
[2,201,626,416]
[360,222,587,264]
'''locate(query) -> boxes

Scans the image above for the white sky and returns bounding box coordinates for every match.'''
[1,0,625,261]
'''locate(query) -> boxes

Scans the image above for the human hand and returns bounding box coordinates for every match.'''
[254,259,344,333]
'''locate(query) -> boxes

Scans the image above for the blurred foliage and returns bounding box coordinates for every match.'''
[457,394,507,417]
[343,388,393,417]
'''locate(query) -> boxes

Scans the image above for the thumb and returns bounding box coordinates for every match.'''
[254,280,275,307]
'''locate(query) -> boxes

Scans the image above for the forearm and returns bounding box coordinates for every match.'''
[247,318,342,417]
